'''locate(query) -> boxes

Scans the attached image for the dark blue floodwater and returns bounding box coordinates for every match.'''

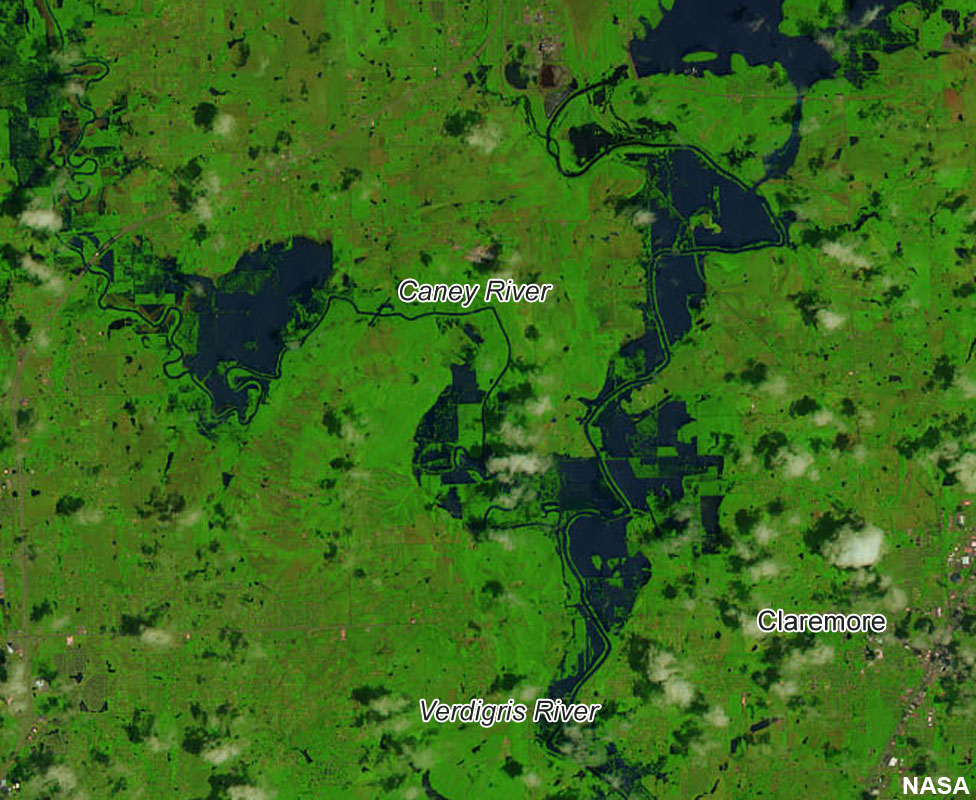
[638,148,783,254]
[408,91,788,796]
[176,237,333,422]
[409,141,781,737]
[600,400,724,511]
[758,95,804,186]
[413,363,486,500]
[535,103,787,791]
[629,0,907,89]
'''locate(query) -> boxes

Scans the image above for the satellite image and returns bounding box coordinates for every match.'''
[2,0,976,797]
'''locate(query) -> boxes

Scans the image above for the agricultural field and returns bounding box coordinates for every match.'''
[2,1,976,797]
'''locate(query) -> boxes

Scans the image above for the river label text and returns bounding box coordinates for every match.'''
[397,278,554,308]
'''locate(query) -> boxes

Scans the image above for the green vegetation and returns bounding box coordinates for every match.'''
[2,1,976,798]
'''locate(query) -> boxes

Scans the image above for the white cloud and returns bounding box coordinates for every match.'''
[369,694,408,717]
[21,255,64,293]
[776,449,818,480]
[883,585,907,612]
[857,408,875,428]
[741,612,763,638]
[748,559,780,581]
[785,643,834,672]
[53,48,82,67]
[632,209,656,228]
[799,114,821,136]
[194,197,213,221]
[816,308,846,331]
[500,420,535,448]
[822,241,870,270]
[76,505,102,525]
[406,747,436,771]
[229,788,270,800]
[140,628,173,647]
[214,113,236,136]
[645,650,695,709]
[178,508,203,527]
[62,80,85,97]
[704,705,729,728]
[753,522,778,545]
[525,396,552,416]
[486,453,551,483]
[518,684,543,702]
[466,122,502,155]
[824,524,885,569]
[760,374,788,396]
[2,662,29,714]
[951,452,976,493]
[494,485,533,510]
[814,34,835,54]
[734,539,755,560]
[465,244,496,264]
[203,173,221,195]
[813,409,835,427]
[646,650,675,682]
[957,375,976,399]
[203,743,241,765]
[488,530,515,550]
[557,722,609,767]
[19,207,62,233]
[856,5,882,28]
[341,419,364,444]
[44,766,78,793]
[663,677,695,708]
